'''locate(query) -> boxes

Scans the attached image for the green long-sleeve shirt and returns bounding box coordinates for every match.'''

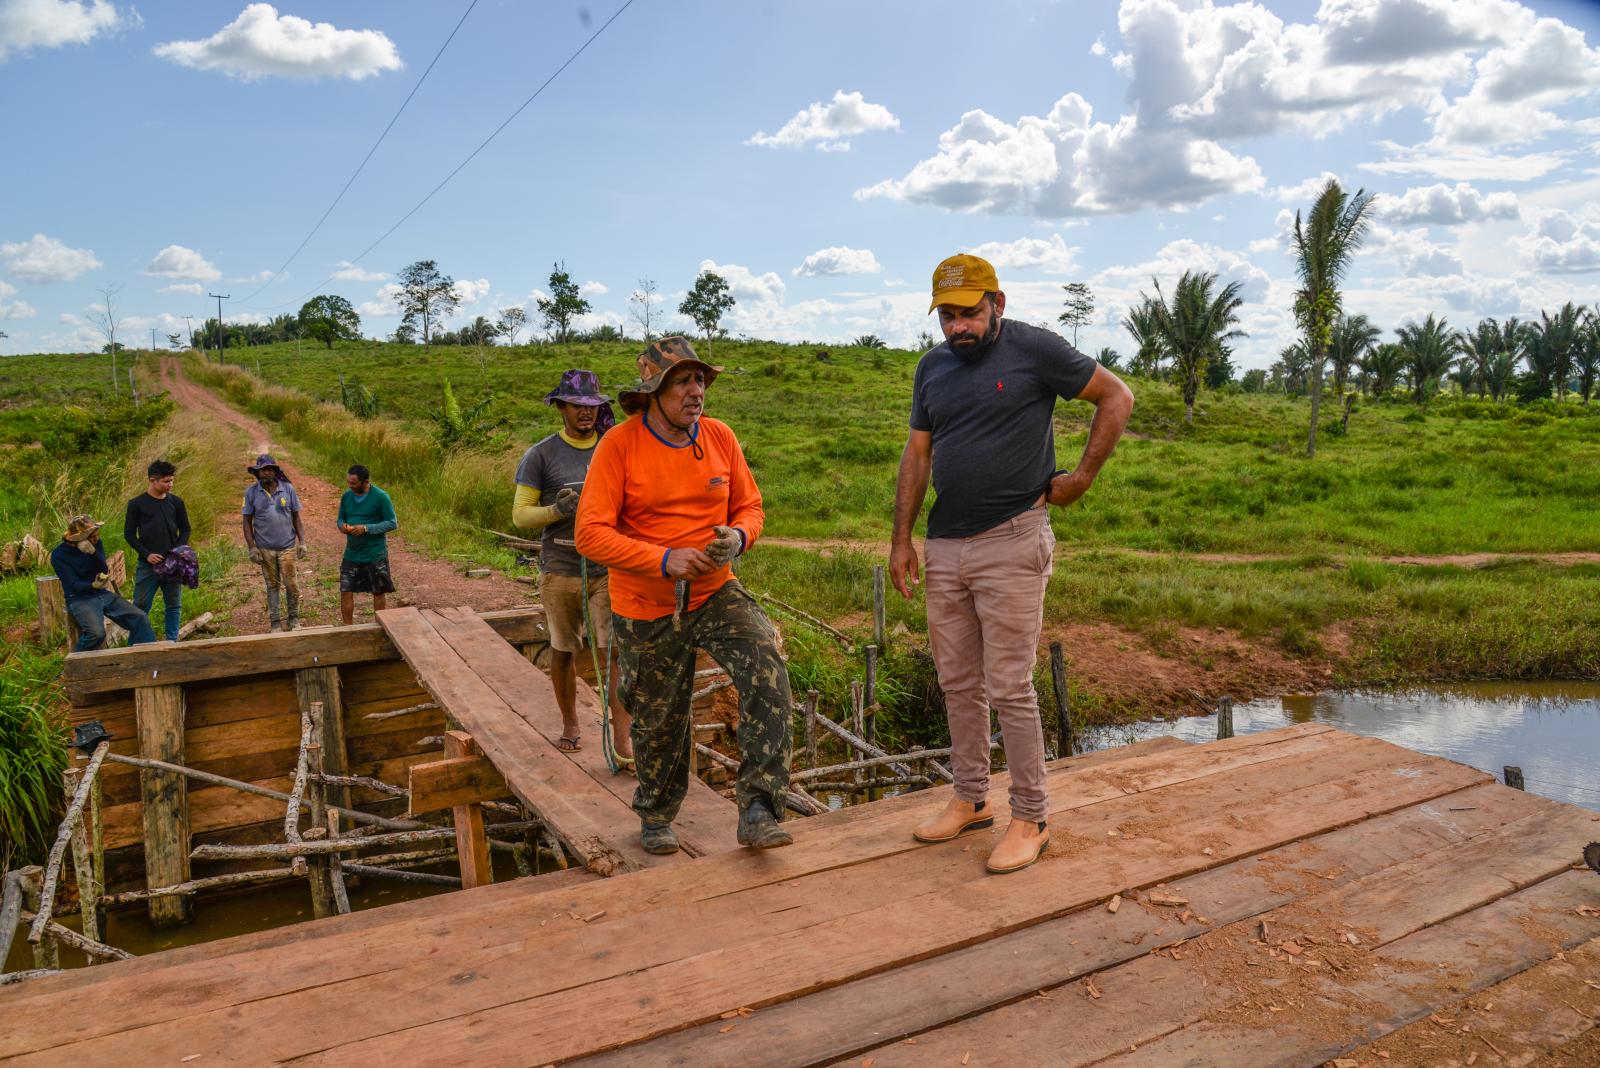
[336,484,397,564]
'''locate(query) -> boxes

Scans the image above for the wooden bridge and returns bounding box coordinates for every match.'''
[5,718,1599,1066]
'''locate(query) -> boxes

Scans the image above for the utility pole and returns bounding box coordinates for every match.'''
[151,327,157,355]
[183,316,195,349]
[209,293,231,363]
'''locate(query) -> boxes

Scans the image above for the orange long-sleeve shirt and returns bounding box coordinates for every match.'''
[574,412,764,621]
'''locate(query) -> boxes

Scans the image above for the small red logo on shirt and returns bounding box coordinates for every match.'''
[996,380,1004,390]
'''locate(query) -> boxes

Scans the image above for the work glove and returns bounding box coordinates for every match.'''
[705,525,742,565]
[248,547,264,564]
[296,542,309,561]
[554,487,580,518]
[92,572,113,590]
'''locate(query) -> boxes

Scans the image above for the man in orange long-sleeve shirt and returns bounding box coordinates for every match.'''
[575,337,793,855]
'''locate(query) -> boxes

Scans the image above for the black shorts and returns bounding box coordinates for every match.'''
[339,558,395,594]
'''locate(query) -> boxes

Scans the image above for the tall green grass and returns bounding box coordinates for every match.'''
[0,648,67,870]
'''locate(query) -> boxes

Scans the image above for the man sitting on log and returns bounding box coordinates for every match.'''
[50,514,157,651]
[575,337,794,855]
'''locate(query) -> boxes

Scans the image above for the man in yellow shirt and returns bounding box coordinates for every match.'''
[513,370,631,765]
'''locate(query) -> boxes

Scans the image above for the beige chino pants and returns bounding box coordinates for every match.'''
[924,506,1054,823]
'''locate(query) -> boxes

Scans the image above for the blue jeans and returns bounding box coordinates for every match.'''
[68,591,157,652]
[134,560,183,641]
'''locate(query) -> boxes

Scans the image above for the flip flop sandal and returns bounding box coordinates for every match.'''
[613,755,636,774]
[556,736,582,753]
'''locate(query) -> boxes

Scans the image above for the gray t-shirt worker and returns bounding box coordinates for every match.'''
[891,253,1133,876]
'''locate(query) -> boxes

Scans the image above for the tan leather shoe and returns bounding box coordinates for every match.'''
[986,818,1050,874]
[912,797,994,843]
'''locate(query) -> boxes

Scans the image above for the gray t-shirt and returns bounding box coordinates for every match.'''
[910,319,1098,539]
[241,481,302,551]
[514,433,607,578]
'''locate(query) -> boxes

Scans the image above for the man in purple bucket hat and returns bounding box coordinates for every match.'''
[513,369,632,766]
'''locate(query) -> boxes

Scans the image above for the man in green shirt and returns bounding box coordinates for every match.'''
[336,463,398,625]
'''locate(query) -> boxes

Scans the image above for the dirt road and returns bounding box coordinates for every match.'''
[160,358,532,634]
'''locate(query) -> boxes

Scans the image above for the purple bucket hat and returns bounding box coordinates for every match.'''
[544,369,616,435]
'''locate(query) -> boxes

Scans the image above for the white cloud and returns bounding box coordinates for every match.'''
[1271,172,1345,204]
[333,261,387,282]
[1090,34,1107,57]
[698,260,786,305]
[746,90,900,151]
[357,282,403,318]
[857,92,1264,217]
[964,234,1078,275]
[578,280,609,297]
[0,233,100,282]
[452,277,491,305]
[1375,182,1520,225]
[1369,224,1465,275]
[144,244,221,282]
[233,269,272,283]
[1093,238,1274,303]
[1515,208,1600,273]
[0,0,128,63]
[0,280,36,320]
[160,282,205,295]
[793,246,881,277]
[153,3,402,81]
[526,287,551,307]
[1360,143,1567,181]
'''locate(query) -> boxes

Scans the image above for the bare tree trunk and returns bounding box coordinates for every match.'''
[1307,351,1324,458]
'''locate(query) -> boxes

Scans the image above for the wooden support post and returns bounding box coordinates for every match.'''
[325,808,352,915]
[850,681,866,787]
[445,731,493,889]
[286,703,316,878]
[36,576,72,652]
[864,645,878,711]
[803,689,819,771]
[872,565,885,649]
[18,868,57,971]
[1048,642,1071,758]
[1216,695,1235,741]
[1504,765,1525,791]
[303,739,338,919]
[296,666,349,814]
[64,767,101,948]
[134,684,190,928]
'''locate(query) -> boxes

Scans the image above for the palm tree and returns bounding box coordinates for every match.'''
[1271,342,1312,396]
[1484,350,1519,402]
[1526,303,1585,400]
[1458,318,1500,400]
[1292,179,1377,457]
[1360,342,1406,398]
[1143,270,1247,424]
[1328,313,1379,398]
[1122,298,1165,379]
[1396,315,1460,402]
[1576,312,1600,404]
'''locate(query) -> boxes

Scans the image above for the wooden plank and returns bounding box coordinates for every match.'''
[1334,938,1600,1068]
[430,606,738,857]
[376,607,656,876]
[0,727,1357,1059]
[273,739,1486,1067]
[860,792,1600,1068]
[12,732,1484,1066]
[134,684,189,928]
[62,608,549,697]
[444,732,494,890]
[408,754,508,815]
[594,780,1548,1068]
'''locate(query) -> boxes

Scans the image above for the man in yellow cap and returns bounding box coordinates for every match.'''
[890,253,1133,874]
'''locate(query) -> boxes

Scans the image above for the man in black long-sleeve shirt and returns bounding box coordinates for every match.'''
[125,458,191,641]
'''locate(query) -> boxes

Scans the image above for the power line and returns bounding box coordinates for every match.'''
[239,0,481,307]
[254,0,637,313]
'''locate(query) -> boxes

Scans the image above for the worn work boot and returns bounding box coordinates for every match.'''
[737,798,793,849]
[986,819,1050,875]
[640,820,680,855]
[912,797,994,843]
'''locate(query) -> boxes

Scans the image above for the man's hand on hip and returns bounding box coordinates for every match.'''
[664,547,717,579]
[888,539,921,599]
[1048,470,1092,508]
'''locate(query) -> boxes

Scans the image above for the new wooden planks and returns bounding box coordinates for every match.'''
[377,607,660,875]
[428,606,739,857]
[62,608,548,698]
[240,736,1483,1066]
[592,780,1548,1068]
[0,728,1362,1063]
[863,789,1600,1068]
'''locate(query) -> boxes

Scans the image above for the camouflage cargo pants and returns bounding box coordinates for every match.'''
[613,580,792,825]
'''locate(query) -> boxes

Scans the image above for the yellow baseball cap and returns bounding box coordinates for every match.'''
[928,253,999,313]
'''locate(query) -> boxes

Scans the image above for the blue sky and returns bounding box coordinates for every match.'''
[2,0,1598,367]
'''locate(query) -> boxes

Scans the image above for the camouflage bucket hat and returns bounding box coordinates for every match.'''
[617,336,723,414]
[63,514,103,542]
[543,368,611,407]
